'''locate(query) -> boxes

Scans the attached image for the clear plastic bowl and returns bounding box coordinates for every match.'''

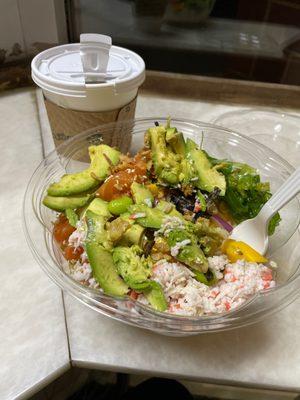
[23,118,300,336]
[214,109,300,168]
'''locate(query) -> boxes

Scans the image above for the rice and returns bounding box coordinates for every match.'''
[146,256,275,316]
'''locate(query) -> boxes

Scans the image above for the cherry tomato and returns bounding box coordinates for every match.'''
[53,214,75,245]
[97,164,147,201]
[64,245,84,261]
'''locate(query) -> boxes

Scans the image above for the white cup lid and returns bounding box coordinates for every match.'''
[31,34,145,97]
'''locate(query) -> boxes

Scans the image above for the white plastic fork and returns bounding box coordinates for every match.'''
[230,166,300,255]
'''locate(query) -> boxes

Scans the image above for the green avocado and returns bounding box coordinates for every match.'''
[118,224,145,247]
[131,182,154,207]
[165,127,186,156]
[85,211,128,296]
[156,200,186,221]
[65,208,78,227]
[112,245,151,289]
[186,139,226,196]
[83,198,112,219]
[166,228,208,273]
[148,126,181,185]
[106,216,131,243]
[47,144,120,197]
[47,170,98,198]
[193,269,217,286]
[155,200,174,214]
[43,194,90,211]
[86,244,128,296]
[144,281,167,312]
[85,211,112,249]
[148,125,199,187]
[128,204,166,229]
[194,217,227,256]
[112,246,167,311]
[180,158,197,185]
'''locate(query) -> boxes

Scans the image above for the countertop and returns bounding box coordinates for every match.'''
[1,87,300,400]
[0,89,70,400]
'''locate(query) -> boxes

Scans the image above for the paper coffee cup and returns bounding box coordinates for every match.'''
[31,34,145,151]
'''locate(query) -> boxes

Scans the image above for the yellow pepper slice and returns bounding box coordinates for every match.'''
[221,239,268,264]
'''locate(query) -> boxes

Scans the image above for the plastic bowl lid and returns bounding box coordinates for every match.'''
[31,35,145,97]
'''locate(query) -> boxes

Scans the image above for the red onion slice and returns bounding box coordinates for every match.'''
[211,214,233,232]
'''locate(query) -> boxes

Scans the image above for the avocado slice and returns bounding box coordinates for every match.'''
[84,198,112,219]
[131,182,154,207]
[165,127,186,156]
[155,200,174,214]
[65,208,78,227]
[180,158,197,185]
[193,269,217,286]
[47,144,120,197]
[86,244,128,296]
[85,211,128,296]
[106,213,145,245]
[112,245,151,289]
[107,217,132,243]
[128,204,166,229]
[129,202,187,230]
[43,194,90,211]
[112,246,167,311]
[118,224,145,247]
[85,211,112,249]
[149,125,198,187]
[156,200,185,221]
[144,281,167,312]
[166,228,208,273]
[48,170,98,198]
[186,139,226,196]
[148,126,181,185]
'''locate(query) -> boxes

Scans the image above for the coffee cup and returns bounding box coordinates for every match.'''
[31,34,145,151]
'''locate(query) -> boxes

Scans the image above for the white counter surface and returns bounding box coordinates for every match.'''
[66,295,300,391]
[0,89,70,400]
[1,88,300,399]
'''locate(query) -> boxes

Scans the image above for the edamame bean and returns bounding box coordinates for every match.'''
[108,196,133,215]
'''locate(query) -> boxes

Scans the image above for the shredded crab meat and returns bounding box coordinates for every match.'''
[140,256,276,316]
[72,262,92,282]
[68,221,86,249]
[64,227,99,289]
[65,215,276,316]
[63,256,99,289]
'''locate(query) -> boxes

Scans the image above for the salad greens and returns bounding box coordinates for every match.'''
[207,156,280,235]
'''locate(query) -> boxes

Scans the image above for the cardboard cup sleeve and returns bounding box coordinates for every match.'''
[44,96,137,158]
